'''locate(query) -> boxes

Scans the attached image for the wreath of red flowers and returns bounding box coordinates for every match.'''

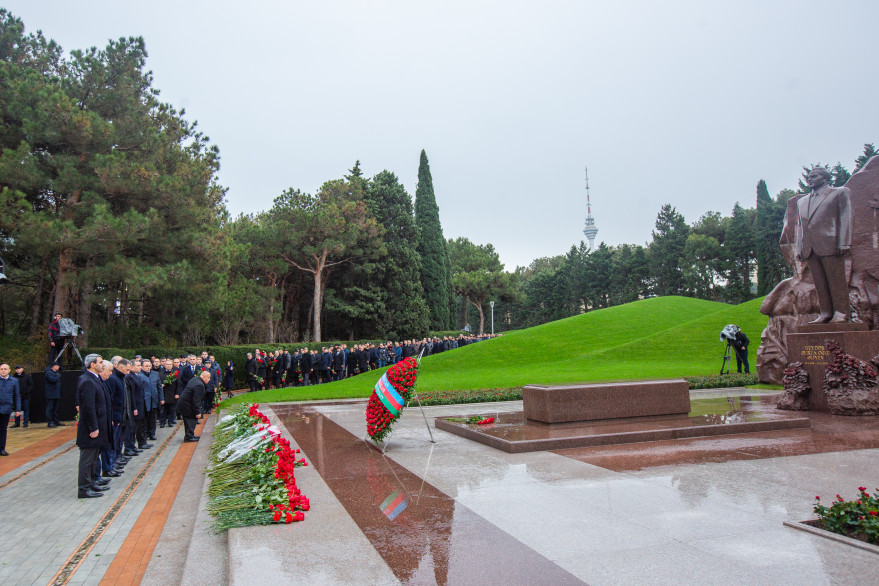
[365,357,419,443]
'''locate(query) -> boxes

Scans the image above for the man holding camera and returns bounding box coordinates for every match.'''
[48,312,64,364]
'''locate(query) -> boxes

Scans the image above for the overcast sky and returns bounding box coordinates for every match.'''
[7,1,879,269]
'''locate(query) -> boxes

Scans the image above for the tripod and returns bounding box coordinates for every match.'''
[56,336,84,367]
[720,340,733,375]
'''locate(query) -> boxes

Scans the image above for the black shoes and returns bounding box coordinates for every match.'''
[148,435,157,441]
[123,449,139,457]
[11,423,19,428]
[90,485,110,492]
[103,470,120,478]
[183,436,200,442]
[78,490,104,498]
[138,443,152,450]
[0,450,8,457]
[48,424,57,428]
[96,478,110,486]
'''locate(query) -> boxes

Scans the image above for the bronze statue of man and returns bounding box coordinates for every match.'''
[795,167,852,323]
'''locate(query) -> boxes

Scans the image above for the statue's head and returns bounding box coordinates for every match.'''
[806,167,832,189]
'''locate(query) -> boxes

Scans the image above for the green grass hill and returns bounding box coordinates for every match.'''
[224,295,767,406]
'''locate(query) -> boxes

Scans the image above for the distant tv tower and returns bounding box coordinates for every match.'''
[583,166,598,250]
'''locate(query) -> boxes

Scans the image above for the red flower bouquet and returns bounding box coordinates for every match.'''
[365,357,419,443]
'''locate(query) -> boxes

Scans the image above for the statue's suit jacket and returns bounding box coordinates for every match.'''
[795,184,852,259]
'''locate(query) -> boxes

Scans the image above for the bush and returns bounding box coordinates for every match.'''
[684,373,758,389]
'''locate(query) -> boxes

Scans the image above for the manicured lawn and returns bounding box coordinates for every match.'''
[222,295,768,407]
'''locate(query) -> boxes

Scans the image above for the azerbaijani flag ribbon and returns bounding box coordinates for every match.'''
[380,489,408,521]
[375,373,404,416]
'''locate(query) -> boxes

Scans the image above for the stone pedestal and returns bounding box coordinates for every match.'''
[522,379,691,424]
[785,323,879,411]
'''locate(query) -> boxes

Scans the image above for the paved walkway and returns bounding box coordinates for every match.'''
[0,389,877,585]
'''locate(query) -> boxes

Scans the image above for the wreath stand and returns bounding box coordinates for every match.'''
[363,350,434,454]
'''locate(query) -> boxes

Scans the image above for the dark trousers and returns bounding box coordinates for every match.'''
[112,421,123,456]
[123,421,136,450]
[735,348,750,374]
[46,399,59,425]
[146,408,157,437]
[135,420,147,446]
[160,403,177,425]
[0,412,10,451]
[248,380,258,393]
[78,447,100,493]
[203,392,215,414]
[182,416,197,439]
[14,399,29,426]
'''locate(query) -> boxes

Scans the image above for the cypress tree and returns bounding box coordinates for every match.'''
[365,170,430,339]
[414,150,452,330]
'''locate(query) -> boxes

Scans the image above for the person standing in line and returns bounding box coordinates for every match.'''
[245,353,257,392]
[44,362,62,427]
[178,370,208,442]
[201,359,218,415]
[223,361,235,397]
[142,359,162,441]
[77,354,109,498]
[124,360,148,451]
[97,361,119,479]
[0,364,21,456]
[12,365,32,428]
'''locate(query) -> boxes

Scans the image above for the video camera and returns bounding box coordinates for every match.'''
[57,317,83,337]
[720,324,740,343]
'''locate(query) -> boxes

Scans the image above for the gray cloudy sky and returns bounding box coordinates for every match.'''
[7,1,879,269]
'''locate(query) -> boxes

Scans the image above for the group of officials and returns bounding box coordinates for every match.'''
[73,353,212,498]
[244,334,498,391]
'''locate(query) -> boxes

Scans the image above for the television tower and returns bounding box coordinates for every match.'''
[583,167,598,250]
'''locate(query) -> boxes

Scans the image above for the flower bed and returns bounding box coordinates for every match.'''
[207,404,309,532]
[811,487,879,545]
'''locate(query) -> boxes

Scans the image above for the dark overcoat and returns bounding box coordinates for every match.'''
[76,372,109,449]
[177,377,205,419]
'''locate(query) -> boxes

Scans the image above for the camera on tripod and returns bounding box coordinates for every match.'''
[719,324,740,374]
[57,317,83,337]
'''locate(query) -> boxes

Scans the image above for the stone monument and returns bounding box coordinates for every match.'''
[758,156,879,413]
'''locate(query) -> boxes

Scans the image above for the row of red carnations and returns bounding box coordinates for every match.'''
[249,404,311,524]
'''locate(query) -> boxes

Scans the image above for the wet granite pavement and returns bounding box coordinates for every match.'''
[260,389,879,585]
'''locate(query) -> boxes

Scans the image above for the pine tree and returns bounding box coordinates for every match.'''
[648,204,689,296]
[414,150,452,330]
[854,143,878,173]
[365,170,430,339]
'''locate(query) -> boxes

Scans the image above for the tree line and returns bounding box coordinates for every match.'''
[0,10,874,349]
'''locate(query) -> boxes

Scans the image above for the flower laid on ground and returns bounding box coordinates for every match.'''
[365,357,419,443]
[207,403,309,532]
[445,415,496,425]
[813,487,879,545]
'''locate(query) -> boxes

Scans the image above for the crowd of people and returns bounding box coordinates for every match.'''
[243,334,499,391]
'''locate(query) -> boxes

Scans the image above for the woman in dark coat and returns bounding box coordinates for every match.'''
[223,361,235,397]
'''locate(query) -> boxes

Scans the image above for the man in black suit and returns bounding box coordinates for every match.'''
[299,349,312,386]
[178,354,198,389]
[124,360,147,454]
[178,370,209,442]
[77,354,109,498]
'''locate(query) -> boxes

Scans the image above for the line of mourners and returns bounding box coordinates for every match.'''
[242,334,500,392]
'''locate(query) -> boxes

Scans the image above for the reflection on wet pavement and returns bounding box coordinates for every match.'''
[274,404,584,585]
[554,395,879,471]
[437,394,810,453]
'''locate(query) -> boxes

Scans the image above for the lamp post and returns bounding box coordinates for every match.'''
[489,300,495,336]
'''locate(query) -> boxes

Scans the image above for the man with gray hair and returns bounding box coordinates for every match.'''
[77,354,109,498]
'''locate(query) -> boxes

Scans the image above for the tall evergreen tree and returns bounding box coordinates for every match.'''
[365,170,430,339]
[648,204,689,296]
[854,143,878,173]
[755,180,790,295]
[724,203,756,303]
[414,150,451,330]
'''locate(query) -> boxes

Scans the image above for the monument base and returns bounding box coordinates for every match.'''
[785,328,879,412]
[436,395,810,453]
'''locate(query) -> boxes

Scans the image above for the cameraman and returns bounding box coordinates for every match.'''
[733,328,750,374]
[48,313,64,364]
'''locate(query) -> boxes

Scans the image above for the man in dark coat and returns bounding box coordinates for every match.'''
[124,361,148,452]
[159,358,178,427]
[12,365,32,428]
[178,354,198,390]
[178,370,208,442]
[734,329,751,374]
[44,362,62,427]
[299,349,312,386]
[201,360,218,415]
[48,312,64,364]
[333,346,344,382]
[244,353,257,392]
[0,364,21,456]
[77,355,109,498]
[357,346,369,374]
